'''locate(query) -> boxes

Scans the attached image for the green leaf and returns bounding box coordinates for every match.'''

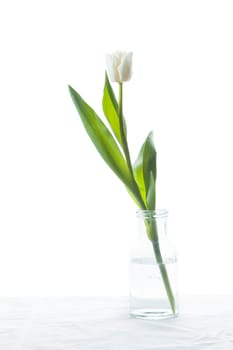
[126,187,144,209]
[68,85,133,189]
[146,171,156,210]
[133,131,157,208]
[102,73,127,147]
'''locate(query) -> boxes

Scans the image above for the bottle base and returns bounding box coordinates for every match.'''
[130,308,178,320]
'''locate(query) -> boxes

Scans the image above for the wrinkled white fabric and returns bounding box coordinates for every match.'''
[0,296,233,349]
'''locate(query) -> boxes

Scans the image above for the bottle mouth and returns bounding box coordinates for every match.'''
[136,209,168,219]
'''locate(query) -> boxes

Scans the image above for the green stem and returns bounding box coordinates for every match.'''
[118,83,175,314]
[118,83,146,210]
[149,220,176,314]
[118,83,133,176]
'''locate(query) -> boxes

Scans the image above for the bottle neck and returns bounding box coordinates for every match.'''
[136,209,168,220]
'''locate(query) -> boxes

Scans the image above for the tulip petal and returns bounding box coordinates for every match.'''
[106,51,133,83]
[118,52,133,82]
[106,54,118,82]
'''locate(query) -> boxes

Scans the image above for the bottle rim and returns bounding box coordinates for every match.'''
[136,209,168,219]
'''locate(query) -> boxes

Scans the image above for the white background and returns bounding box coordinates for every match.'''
[0,0,233,297]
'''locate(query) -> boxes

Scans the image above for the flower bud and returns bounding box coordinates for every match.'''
[106,51,133,83]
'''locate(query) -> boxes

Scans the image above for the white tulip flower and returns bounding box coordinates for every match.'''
[106,51,133,83]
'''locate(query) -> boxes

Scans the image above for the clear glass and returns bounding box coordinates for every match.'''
[129,209,178,320]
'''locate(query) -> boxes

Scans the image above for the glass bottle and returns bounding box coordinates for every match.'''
[129,209,178,320]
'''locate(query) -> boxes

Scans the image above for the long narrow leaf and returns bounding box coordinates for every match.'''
[69,85,133,189]
[102,73,127,146]
[133,147,147,205]
[143,131,157,191]
[133,131,157,208]
[146,171,156,210]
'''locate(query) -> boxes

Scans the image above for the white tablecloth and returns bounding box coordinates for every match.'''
[0,296,233,349]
